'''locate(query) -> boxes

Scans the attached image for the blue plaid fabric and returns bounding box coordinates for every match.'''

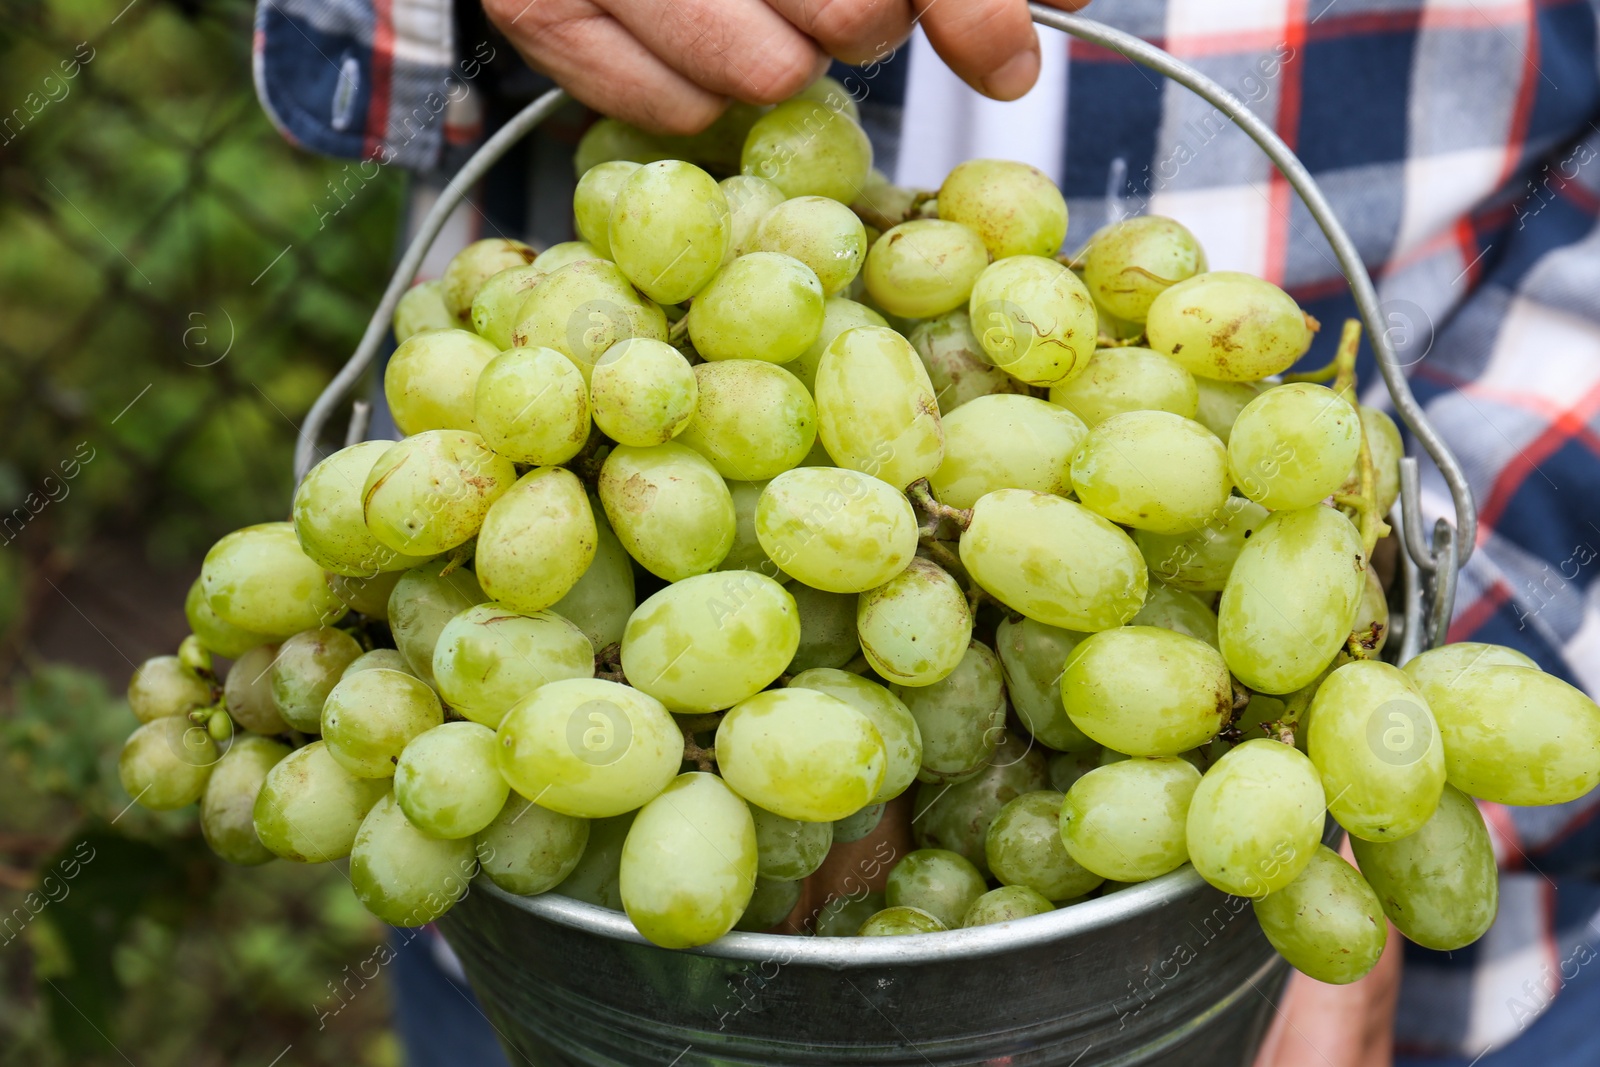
[258,0,1600,1059]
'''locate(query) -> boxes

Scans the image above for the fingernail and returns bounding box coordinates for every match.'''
[982,47,1040,101]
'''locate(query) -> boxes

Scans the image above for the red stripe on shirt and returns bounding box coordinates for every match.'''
[1495,0,1543,189]
[1263,4,1309,286]
[362,0,395,161]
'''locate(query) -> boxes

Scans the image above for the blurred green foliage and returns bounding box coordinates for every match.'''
[0,0,410,1063]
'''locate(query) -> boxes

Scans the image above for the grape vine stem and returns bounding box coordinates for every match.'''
[679,713,723,772]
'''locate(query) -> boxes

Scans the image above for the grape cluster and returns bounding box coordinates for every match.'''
[120,80,1600,986]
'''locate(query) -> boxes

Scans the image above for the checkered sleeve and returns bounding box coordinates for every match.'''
[252,0,485,171]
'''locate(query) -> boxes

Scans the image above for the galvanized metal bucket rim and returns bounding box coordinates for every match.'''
[295,4,1477,968]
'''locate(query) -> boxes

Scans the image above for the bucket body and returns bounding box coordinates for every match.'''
[440,868,1286,1066]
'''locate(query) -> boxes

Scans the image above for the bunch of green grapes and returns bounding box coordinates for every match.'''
[119,85,1599,978]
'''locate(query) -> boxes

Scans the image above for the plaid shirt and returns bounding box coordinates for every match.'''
[256,0,1600,1059]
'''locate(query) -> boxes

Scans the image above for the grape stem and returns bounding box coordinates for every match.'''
[594,643,627,684]
[667,313,690,347]
[1270,655,1347,746]
[439,538,476,577]
[679,713,723,772]
[906,479,972,538]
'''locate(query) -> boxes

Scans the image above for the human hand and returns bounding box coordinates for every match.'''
[480,0,1094,135]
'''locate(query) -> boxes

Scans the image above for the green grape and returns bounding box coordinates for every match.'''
[856,558,972,687]
[532,241,603,272]
[1405,659,1600,805]
[620,772,758,948]
[1048,748,1103,793]
[328,570,404,621]
[755,467,917,592]
[573,159,642,259]
[394,279,459,342]
[1059,757,1198,881]
[253,741,389,862]
[850,167,919,225]
[350,794,477,926]
[720,174,787,264]
[201,734,291,865]
[322,668,444,777]
[475,467,598,613]
[686,251,825,364]
[786,584,858,670]
[362,431,517,557]
[795,75,860,121]
[1229,384,1361,511]
[1069,411,1230,535]
[470,265,547,349]
[270,627,364,732]
[929,394,1086,509]
[832,802,885,842]
[620,571,798,713]
[815,325,944,488]
[510,259,668,382]
[1133,496,1269,592]
[441,238,537,318]
[860,905,947,936]
[1253,845,1386,984]
[1358,406,1404,516]
[177,630,209,677]
[476,795,591,896]
[1349,783,1496,950]
[1218,505,1367,694]
[473,347,592,465]
[912,733,1048,876]
[1060,626,1230,756]
[884,849,986,928]
[599,442,736,581]
[717,688,886,821]
[497,677,681,817]
[741,99,872,202]
[908,309,1029,414]
[754,195,868,296]
[937,159,1067,260]
[714,480,780,577]
[788,668,922,803]
[342,649,410,678]
[1131,582,1220,646]
[987,791,1103,900]
[185,578,272,659]
[751,805,833,880]
[608,160,730,303]
[790,297,888,393]
[387,559,486,687]
[676,360,817,480]
[589,338,698,447]
[119,716,218,810]
[433,603,594,728]
[201,523,348,638]
[967,256,1097,386]
[556,812,635,909]
[574,117,674,173]
[1146,272,1312,381]
[295,442,437,577]
[550,509,636,651]
[1080,216,1207,322]
[959,490,1148,632]
[1047,347,1198,427]
[224,644,289,735]
[393,721,508,838]
[813,890,885,936]
[384,328,499,435]
[963,886,1053,927]
[893,641,1006,783]
[1186,739,1324,898]
[1401,642,1537,694]
[1191,378,1263,444]
[735,878,803,932]
[1306,660,1443,841]
[863,219,990,319]
[995,616,1094,752]
[128,655,212,724]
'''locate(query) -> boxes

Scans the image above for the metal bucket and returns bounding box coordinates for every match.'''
[297,7,1479,1065]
